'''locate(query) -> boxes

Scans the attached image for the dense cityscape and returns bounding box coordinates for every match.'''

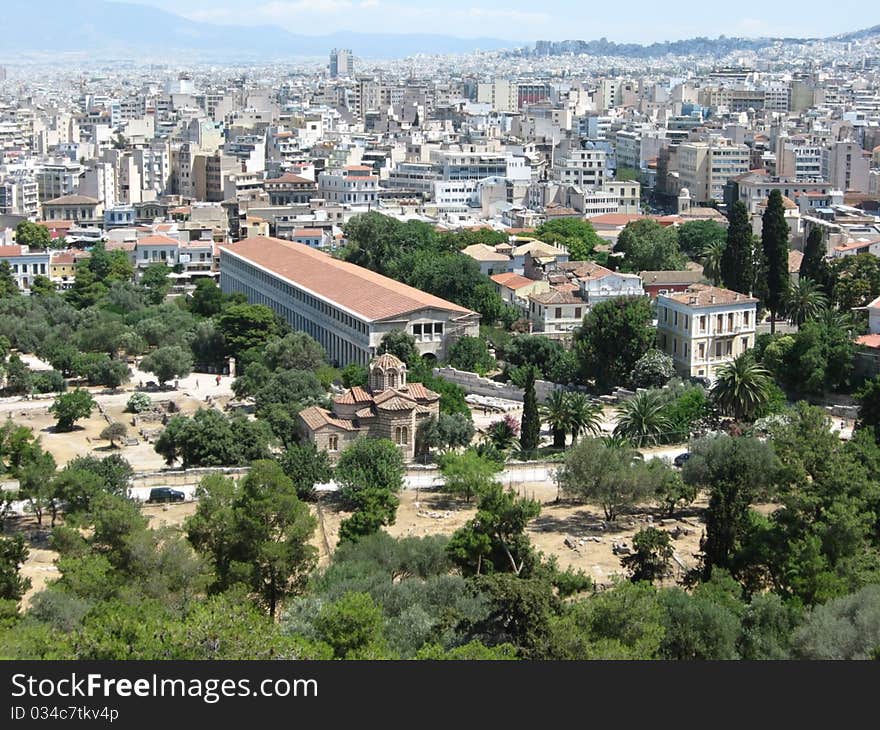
[1,2,880,663]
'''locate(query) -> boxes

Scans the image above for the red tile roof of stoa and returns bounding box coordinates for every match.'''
[220,236,477,323]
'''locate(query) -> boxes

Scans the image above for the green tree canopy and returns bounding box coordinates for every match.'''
[49,389,95,431]
[14,220,52,250]
[760,190,791,332]
[615,219,687,273]
[139,263,172,305]
[721,201,756,295]
[140,345,193,386]
[216,304,282,358]
[677,219,727,259]
[439,448,502,503]
[574,296,655,392]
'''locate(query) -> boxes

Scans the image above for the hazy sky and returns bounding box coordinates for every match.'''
[123,0,875,43]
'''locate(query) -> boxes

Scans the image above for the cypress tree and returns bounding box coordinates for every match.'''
[799,226,827,289]
[761,190,790,334]
[720,200,755,295]
[520,366,540,454]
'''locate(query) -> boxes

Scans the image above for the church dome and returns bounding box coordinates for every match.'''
[369,353,407,392]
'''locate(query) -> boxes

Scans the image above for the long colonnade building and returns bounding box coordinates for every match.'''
[219,236,480,367]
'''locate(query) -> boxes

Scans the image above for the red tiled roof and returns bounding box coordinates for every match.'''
[137,234,179,246]
[530,289,582,305]
[0,245,23,256]
[856,334,880,349]
[333,386,374,405]
[491,272,536,289]
[374,393,419,411]
[298,406,357,431]
[400,382,439,401]
[662,283,757,307]
[589,213,646,226]
[265,173,315,185]
[220,237,475,322]
[292,229,323,237]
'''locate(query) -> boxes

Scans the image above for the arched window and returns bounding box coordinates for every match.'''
[389,371,398,388]
[401,426,408,445]
[329,435,338,451]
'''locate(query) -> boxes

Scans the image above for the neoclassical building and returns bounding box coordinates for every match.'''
[298,354,440,460]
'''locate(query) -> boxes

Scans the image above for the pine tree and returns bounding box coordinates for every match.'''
[799,226,827,290]
[519,367,540,455]
[761,190,790,334]
[720,200,755,295]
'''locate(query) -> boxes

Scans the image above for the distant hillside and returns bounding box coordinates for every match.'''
[528,25,880,58]
[1,0,517,60]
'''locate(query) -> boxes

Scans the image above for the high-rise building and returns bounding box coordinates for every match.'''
[329,49,353,79]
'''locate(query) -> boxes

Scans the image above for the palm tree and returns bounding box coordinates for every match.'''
[566,392,603,444]
[540,390,572,450]
[613,390,673,447]
[710,353,774,422]
[784,277,828,327]
[485,416,519,452]
[816,305,854,333]
[700,240,726,286]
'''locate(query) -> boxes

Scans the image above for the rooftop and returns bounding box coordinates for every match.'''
[44,194,100,206]
[661,283,757,307]
[491,272,538,289]
[462,243,510,262]
[220,236,476,322]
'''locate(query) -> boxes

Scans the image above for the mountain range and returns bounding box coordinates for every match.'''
[528,25,880,59]
[1,0,517,61]
[2,1,879,62]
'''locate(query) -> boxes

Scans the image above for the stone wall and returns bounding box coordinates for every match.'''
[432,366,583,404]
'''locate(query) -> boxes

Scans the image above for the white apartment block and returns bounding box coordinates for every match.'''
[0,173,38,218]
[776,138,823,181]
[439,151,530,182]
[678,139,750,203]
[35,161,83,202]
[822,141,870,194]
[317,166,379,205]
[576,263,645,305]
[601,180,641,214]
[735,173,832,215]
[657,284,758,379]
[553,146,607,188]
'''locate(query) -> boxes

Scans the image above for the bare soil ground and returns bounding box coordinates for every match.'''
[317,483,710,586]
[0,391,233,474]
[14,483,782,608]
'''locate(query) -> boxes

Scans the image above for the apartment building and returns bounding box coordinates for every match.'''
[822,141,870,193]
[731,172,832,215]
[317,166,379,205]
[776,136,823,181]
[329,49,353,79]
[677,139,750,204]
[0,172,38,218]
[219,236,480,367]
[601,180,641,214]
[552,146,607,188]
[657,284,757,379]
[35,161,83,202]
